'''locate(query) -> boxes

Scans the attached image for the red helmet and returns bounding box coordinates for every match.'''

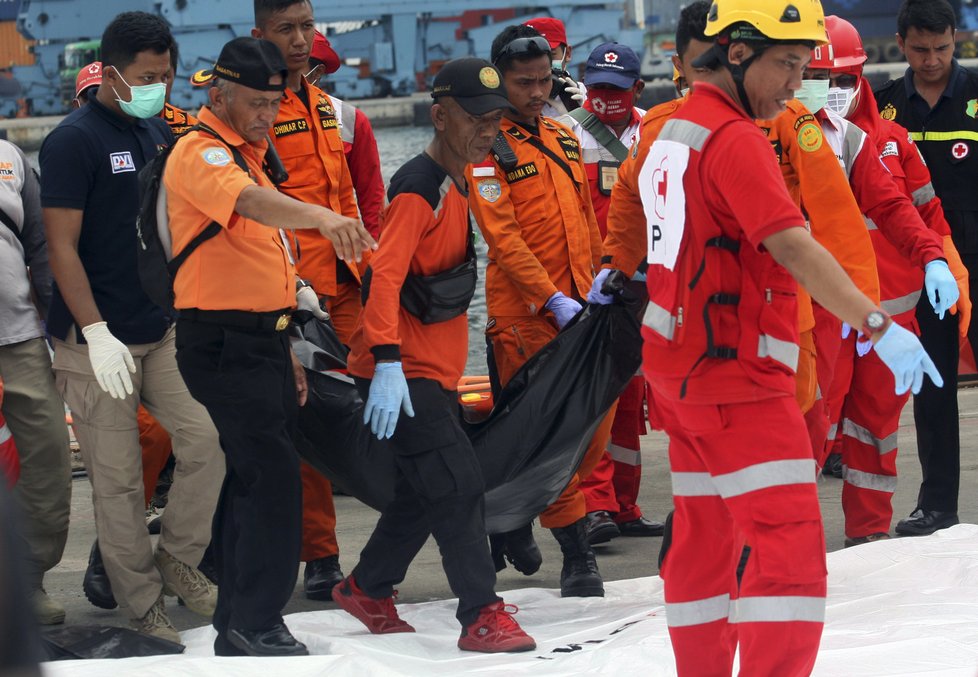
[809,15,866,76]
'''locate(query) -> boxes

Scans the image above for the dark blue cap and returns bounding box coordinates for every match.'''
[583,42,641,89]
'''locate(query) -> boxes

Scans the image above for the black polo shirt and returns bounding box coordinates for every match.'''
[875,61,978,250]
[40,98,174,344]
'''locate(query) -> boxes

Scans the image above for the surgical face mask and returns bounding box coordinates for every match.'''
[826,86,858,119]
[111,67,166,119]
[679,87,690,98]
[794,79,829,113]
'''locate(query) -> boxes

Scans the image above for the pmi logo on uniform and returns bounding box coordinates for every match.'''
[110,152,136,174]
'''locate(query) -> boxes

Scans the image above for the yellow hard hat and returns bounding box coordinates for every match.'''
[704,0,828,46]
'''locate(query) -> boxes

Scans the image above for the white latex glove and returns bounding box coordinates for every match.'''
[296,285,330,321]
[842,322,873,357]
[874,322,943,395]
[81,322,136,399]
[559,77,586,105]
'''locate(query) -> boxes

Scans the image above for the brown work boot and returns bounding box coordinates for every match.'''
[155,546,217,618]
[31,587,66,625]
[130,595,181,644]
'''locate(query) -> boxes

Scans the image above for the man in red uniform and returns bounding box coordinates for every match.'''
[595,0,941,672]
[334,57,535,653]
[803,15,968,545]
[306,31,385,239]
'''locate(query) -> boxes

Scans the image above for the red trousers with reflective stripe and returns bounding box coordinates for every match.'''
[823,331,908,538]
[656,392,826,677]
[581,376,646,522]
[804,305,843,466]
[301,282,362,561]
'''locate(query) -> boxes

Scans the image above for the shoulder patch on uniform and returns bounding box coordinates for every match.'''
[472,165,496,177]
[796,122,823,153]
[880,103,897,121]
[477,178,501,202]
[966,98,978,119]
[505,126,526,141]
[881,141,899,158]
[202,147,232,166]
[792,113,816,131]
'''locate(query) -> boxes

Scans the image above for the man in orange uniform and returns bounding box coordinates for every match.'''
[334,57,535,653]
[166,37,373,655]
[597,0,941,671]
[466,25,609,598]
[251,0,365,600]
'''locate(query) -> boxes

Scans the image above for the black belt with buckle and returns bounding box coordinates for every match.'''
[180,308,292,332]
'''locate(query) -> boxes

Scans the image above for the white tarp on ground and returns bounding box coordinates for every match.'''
[43,524,978,676]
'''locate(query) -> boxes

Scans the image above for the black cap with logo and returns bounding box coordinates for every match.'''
[431,58,515,115]
[190,37,287,92]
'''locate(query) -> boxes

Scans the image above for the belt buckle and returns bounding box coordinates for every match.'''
[275,314,291,331]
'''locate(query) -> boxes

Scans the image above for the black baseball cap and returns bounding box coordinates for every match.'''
[190,37,287,91]
[431,58,515,115]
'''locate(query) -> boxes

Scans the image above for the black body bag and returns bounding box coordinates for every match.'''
[292,272,645,533]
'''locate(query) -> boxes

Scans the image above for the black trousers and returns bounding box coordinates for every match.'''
[352,377,499,627]
[175,319,301,636]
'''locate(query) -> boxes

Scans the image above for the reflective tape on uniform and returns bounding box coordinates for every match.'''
[582,147,606,164]
[731,596,825,624]
[671,471,719,496]
[841,464,898,493]
[881,290,921,317]
[713,459,815,499]
[643,301,677,340]
[911,182,936,206]
[757,334,799,371]
[666,593,730,627]
[673,459,815,499]
[658,118,710,151]
[864,216,878,231]
[827,422,838,441]
[608,442,641,467]
[841,417,898,454]
[910,131,978,143]
[0,423,11,445]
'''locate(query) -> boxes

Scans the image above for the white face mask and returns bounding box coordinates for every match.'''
[679,87,690,98]
[826,86,858,118]
[794,79,829,113]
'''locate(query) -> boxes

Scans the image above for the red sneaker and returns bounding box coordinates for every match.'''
[331,575,415,634]
[458,601,536,653]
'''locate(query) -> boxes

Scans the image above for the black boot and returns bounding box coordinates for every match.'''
[304,555,345,600]
[83,540,117,610]
[488,523,542,575]
[550,519,604,598]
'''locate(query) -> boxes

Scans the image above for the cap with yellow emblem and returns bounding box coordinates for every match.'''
[431,57,515,115]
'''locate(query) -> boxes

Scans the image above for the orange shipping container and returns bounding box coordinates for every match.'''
[0,21,35,68]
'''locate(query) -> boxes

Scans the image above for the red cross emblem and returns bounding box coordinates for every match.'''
[952,142,969,160]
[652,157,669,219]
[604,52,619,63]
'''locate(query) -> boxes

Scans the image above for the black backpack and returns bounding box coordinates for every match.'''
[135,123,250,316]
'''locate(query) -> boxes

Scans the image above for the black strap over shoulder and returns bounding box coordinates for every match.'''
[523,133,578,185]
[0,205,19,243]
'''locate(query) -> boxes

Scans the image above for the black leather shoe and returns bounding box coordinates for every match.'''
[895,509,959,536]
[844,532,890,548]
[214,633,248,656]
[489,523,542,575]
[585,511,621,544]
[617,516,665,537]
[227,624,309,656]
[304,555,345,601]
[821,453,843,478]
[83,540,117,610]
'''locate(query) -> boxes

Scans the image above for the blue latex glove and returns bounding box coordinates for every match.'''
[874,323,943,395]
[841,322,873,357]
[363,362,415,440]
[545,291,583,329]
[587,269,615,305]
[924,259,959,320]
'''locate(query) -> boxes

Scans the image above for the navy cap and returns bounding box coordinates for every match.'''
[431,58,514,115]
[583,42,641,89]
[190,37,287,92]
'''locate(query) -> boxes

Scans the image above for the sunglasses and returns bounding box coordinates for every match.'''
[493,36,552,65]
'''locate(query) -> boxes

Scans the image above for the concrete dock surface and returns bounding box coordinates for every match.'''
[39,386,978,636]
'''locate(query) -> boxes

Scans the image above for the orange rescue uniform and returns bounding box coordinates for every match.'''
[467,117,611,529]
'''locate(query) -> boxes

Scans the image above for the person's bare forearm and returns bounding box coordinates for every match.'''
[234,185,331,231]
[764,227,886,337]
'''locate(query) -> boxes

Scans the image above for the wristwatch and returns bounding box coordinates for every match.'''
[861,310,890,338]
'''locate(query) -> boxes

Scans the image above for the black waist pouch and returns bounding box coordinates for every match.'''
[400,229,478,324]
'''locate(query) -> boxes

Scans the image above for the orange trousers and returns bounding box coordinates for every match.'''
[488,316,615,529]
[138,405,172,506]
[300,280,362,561]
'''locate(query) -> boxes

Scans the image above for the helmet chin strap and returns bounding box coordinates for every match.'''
[711,41,766,119]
